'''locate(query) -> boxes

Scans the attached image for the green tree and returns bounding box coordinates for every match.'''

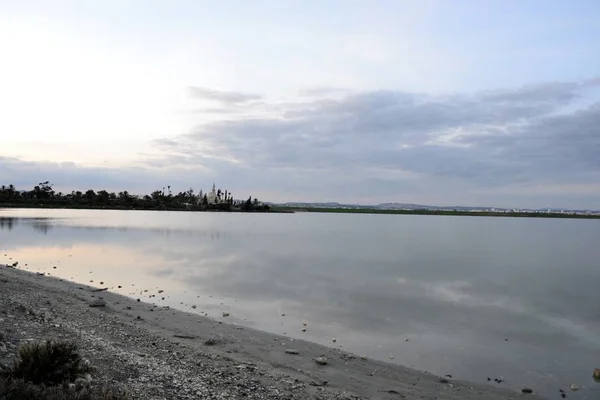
[84,190,96,202]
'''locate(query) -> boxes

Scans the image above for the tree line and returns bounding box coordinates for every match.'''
[0,182,270,212]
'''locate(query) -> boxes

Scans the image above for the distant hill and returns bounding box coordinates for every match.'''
[269,202,598,214]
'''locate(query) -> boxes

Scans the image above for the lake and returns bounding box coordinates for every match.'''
[1,208,599,398]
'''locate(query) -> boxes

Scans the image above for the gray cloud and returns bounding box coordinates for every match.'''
[187,86,262,104]
[3,80,600,208]
[144,79,600,208]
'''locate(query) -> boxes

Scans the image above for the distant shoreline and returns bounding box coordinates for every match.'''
[2,203,598,219]
[0,203,292,213]
[273,206,600,219]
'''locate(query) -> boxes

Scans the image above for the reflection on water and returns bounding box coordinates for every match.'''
[1,209,600,398]
[0,216,55,234]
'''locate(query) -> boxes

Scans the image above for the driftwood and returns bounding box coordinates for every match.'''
[92,287,108,292]
[173,334,196,339]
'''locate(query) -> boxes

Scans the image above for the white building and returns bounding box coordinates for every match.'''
[198,183,224,205]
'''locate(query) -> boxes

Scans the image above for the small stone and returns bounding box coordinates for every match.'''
[222,312,230,317]
[570,384,578,391]
[315,357,328,365]
[192,305,197,309]
[301,328,306,332]
[74,377,89,390]
[522,388,533,394]
[438,378,449,384]
[389,354,394,359]
[593,368,600,381]
[332,338,337,343]
[285,349,300,355]
[89,299,106,307]
[405,338,409,342]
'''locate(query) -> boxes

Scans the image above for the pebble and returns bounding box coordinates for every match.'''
[222,312,230,317]
[89,299,106,307]
[285,349,300,355]
[315,357,328,365]
[521,388,533,394]
[570,384,579,391]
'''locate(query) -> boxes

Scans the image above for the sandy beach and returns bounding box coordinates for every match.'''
[0,264,541,399]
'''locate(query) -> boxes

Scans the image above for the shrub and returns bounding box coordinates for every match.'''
[12,340,89,385]
[0,375,129,400]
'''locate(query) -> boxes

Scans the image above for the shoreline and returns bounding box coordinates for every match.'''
[0,204,289,213]
[0,264,540,399]
[275,207,600,219]
[3,204,599,219]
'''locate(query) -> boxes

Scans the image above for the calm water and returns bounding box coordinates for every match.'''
[1,209,599,398]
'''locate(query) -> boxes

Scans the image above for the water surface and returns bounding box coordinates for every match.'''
[1,209,599,398]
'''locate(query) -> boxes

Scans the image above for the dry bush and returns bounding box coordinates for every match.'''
[0,375,129,400]
[12,340,89,385]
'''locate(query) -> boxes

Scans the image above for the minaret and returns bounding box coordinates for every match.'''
[212,183,216,193]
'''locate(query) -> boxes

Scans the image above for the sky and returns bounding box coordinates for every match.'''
[1,0,599,209]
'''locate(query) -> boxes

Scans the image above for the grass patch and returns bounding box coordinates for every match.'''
[0,375,129,400]
[1,340,129,399]
[12,340,89,385]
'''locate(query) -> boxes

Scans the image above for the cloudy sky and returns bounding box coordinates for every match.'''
[1,0,599,208]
